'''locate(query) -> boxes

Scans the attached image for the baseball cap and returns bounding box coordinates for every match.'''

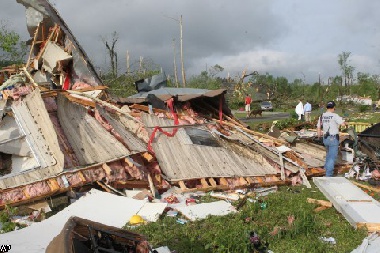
[326,101,336,109]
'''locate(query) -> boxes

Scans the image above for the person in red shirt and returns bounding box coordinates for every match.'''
[245,94,252,118]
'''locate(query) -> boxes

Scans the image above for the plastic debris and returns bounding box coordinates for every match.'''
[320,236,336,245]
[176,218,188,224]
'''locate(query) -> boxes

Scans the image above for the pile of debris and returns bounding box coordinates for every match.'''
[0,0,331,209]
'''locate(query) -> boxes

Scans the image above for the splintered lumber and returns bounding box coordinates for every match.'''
[130,104,167,114]
[314,206,329,212]
[352,181,380,193]
[73,85,109,92]
[64,93,95,107]
[307,198,333,208]
[26,23,40,67]
[356,222,380,232]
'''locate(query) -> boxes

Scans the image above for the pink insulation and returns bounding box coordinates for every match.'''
[25,181,51,198]
[0,188,26,204]
[43,97,58,112]
[121,159,143,180]
[66,173,84,186]
[82,167,106,182]
[72,82,92,90]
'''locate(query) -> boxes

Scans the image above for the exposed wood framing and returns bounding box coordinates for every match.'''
[130,104,167,114]
[174,176,291,193]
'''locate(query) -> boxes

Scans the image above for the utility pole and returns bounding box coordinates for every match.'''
[139,56,144,74]
[172,38,179,87]
[180,15,186,87]
[164,14,187,87]
[126,50,130,75]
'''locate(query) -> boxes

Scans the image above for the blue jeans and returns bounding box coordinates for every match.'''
[323,135,339,177]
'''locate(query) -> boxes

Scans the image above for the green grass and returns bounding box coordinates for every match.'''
[128,183,367,253]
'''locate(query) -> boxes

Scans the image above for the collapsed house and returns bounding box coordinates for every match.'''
[0,0,329,208]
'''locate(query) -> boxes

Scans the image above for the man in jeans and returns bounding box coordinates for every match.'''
[317,101,347,177]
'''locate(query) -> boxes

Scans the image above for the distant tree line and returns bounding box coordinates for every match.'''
[1,24,379,108]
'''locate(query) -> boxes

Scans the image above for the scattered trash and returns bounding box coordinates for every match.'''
[252,186,278,197]
[249,231,269,253]
[176,218,188,225]
[153,246,173,253]
[210,191,240,201]
[319,236,336,245]
[164,195,180,204]
[258,199,267,210]
[166,210,178,217]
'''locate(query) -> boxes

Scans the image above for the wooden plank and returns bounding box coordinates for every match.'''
[130,104,167,114]
[26,23,40,66]
[200,178,209,188]
[96,181,112,193]
[64,93,96,107]
[147,173,156,196]
[239,177,248,185]
[208,178,217,187]
[32,24,59,67]
[246,177,255,184]
[279,152,285,180]
[73,85,109,92]
[219,178,228,186]
[356,222,380,232]
[142,152,154,162]
[307,198,333,208]
[352,181,380,193]
[102,163,111,175]
[178,181,187,191]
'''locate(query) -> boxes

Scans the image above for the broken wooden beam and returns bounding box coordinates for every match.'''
[351,181,380,193]
[307,198,333,208]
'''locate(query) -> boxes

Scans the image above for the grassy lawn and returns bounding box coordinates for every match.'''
[131,107,380,252]
[130,182,368,253]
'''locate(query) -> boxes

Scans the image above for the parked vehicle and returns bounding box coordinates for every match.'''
[260,101,273,111]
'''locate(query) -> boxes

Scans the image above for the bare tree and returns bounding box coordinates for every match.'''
[164,14,186,87]
[338,51,352,87]
[102,31,118,78]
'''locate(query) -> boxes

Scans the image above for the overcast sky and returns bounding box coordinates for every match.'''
[3,0,380,84]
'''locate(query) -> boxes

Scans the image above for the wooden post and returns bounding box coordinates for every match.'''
[279,152,285,181]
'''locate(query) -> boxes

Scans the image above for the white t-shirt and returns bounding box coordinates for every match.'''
[317,112,344,135]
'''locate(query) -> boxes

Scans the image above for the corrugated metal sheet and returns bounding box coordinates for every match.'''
[96,105,146,153]
[57,94,130,165]
[142,113,277,181]
[121,88,226,103]
[0,89,64,189]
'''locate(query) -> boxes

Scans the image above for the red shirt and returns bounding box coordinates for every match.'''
[245,96,252,105]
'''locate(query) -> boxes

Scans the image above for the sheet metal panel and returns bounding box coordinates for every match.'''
[142,114,277,181]
[122,88,226,103]
[314,177,380,228]
[57,94,130,165]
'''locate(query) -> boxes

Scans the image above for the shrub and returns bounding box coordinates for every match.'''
[358,105,370,113]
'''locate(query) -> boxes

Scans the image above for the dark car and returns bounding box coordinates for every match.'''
[260,101,273,111]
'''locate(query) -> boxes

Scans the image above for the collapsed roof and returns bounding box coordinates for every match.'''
[0,0,327,207]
